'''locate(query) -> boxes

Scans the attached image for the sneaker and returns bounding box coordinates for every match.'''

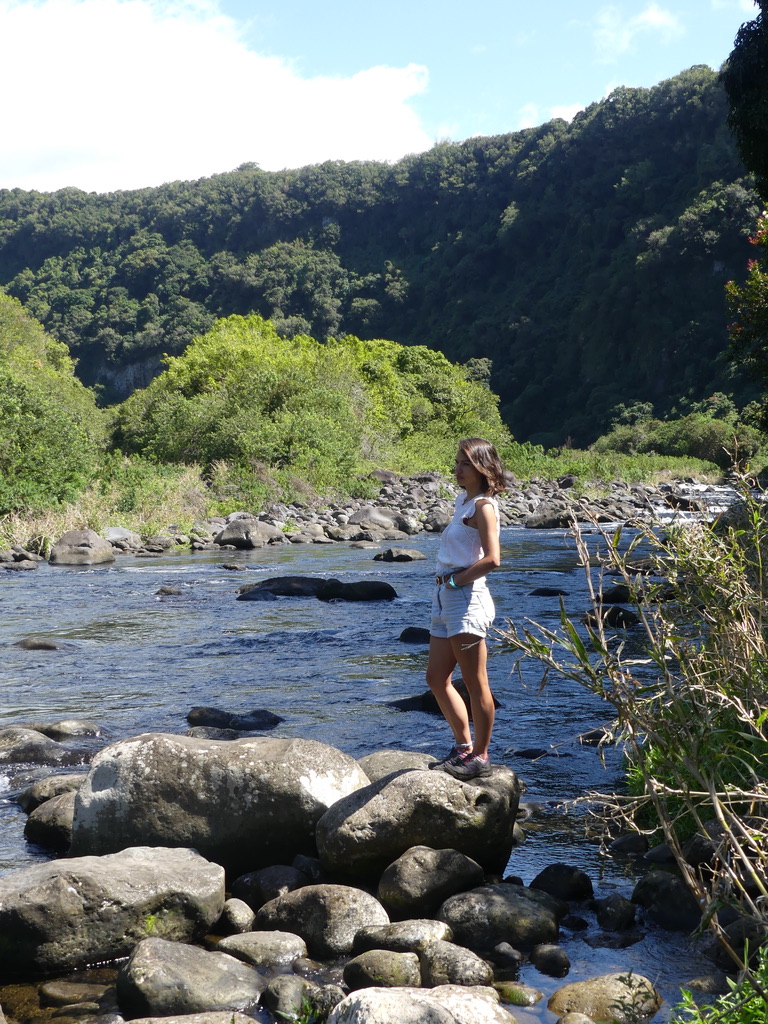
[443,753,492,780]
[429,744,471,770]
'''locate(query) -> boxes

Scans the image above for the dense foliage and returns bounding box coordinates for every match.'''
[112,314,510,492]
[0,67,759,445]
[721,1,768,199]
[0,294,104,514]
[726,213,768,431]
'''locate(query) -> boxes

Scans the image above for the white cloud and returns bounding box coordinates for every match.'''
[0,0,432,193]
[594,2,683,62]
[710,0,758,12]
[516,103,540,130]
[551,104,584,122]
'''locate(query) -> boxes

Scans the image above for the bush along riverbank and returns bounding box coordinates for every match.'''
[0,724,729,1024]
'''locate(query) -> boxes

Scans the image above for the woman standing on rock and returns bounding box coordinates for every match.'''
[427,437,505,780]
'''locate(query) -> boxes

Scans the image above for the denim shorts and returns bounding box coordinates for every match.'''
[430,579,495,639]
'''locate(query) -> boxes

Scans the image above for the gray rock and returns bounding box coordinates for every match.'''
[438,883,566,951]
[16,772,85,812]
[357,749,436,782]
[23,788,76,851]
[530,942,570,977]
[23,719,101,741]
[327,984,516,1024]
[70,733,369,875]
[130,1015,253,1024]
[231,864,310,910]
[256,884,389,957]
[215,898,256,935]
[344,949,421,989]
[317,766,523,878]
[116,937,264,1017]
[347,506,397,530]
[378,846,485,917]
[216,930,307,968]
[373,548,427,562]
[547,973,662,1024]
[354,920,453,954]
[0,846,224,978]
[594,894,636,931]
[186,706,284,731]
[49,529,115,565]
[261,975,322,1021]
[419,939,494,987]
[631,870,701,931]
[215,519,283,548]
[0,726,88,767]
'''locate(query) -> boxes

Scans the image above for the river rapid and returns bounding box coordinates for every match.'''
[0,524,719,1021]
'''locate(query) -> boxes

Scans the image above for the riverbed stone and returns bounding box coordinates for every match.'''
[327,984,518,1024]
[15,772,85,812]
[256,884,389,957]
[214,519,283,548]
[529,942,570,977]
[185,706,284,731]
[23,788,76,851]
[0,846,224,978]
[49,529,115,565]
[116,937,264,1017]
[129,1015,254,1024]
[69,733,369,875]
[216,930,308,968]
[344,949,422,989]
[357,749,435,782]
[377,846,486,918]
[316,765,523,878]
[547,972,662,1024]
[354,919,453,954]
[237,575,330,599]
[594,894,636,931]
[419,939,494,987]
[230,864,310,910]
[631,870,701,931]
[316,579,397,602]
[0,726,88,767]
[530,863,594,902]
[215,897,255,935]
[437,883,566,952]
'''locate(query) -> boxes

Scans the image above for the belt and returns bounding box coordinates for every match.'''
[435,569,467,586]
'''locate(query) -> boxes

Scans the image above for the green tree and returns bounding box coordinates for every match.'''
[721,1,768,198]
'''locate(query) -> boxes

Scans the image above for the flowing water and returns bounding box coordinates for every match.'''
[0,525,719,1019]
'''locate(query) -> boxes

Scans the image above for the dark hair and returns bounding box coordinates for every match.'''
[458,437,506,496]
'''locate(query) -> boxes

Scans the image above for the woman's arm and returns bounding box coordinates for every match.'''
[451,499,500,586]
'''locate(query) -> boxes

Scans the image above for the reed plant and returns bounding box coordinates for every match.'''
[497,481,768,997]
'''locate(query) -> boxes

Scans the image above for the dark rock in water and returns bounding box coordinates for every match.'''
[399,627,431,644]
[24,789,76,852]
[387,683,501,716]
[317,579,397,602]
[609,833,649,856]
[187,707,285,731]
[578,728,613,746]
[155,586,182,596]
[13,638,67,651]
[584,605,640,628]
[511,748,550,760]
[600,583,632,603]
[186,727,242,740]
[632,870,702,932]
[530,863,594,902]
[237,576,328,600]
[528,587,569,597]
[373,548,427,562]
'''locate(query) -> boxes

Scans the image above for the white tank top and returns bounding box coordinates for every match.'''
[436,492,500,576]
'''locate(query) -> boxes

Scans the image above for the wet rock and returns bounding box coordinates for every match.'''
[116,937,264,1017]
[378,846,485,918]
[237,576,328,599]
[23,788,76,851]
[13,638,62,650]
[418,939,493,987]
[438,883,566,952]
[257,883,389,958]
[632,870,701,931]
[609,833,649,856]
[0,726,89,767]
[593,894,636,931]
[373,548,427,562]
[16,772,85,812]
[317,766,523,878]
[216,930,307,968]
[493,981,542,1006]
[547,972,662,1024]
[186,706,284,731]
[49,529,115,565]
[317,579,397,602]
[530,942,570,977]
[70,734,369,875]
[344,949,421,989]
[0,846,224,978]
[583,605,641,629]
[155,586,182,596]
[24,719,101,741]
[530,864,594,902]
[399,626,431,643]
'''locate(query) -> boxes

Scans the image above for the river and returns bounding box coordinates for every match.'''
[0,524,717,1020]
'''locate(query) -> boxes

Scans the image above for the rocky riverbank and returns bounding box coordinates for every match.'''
[0,722,731,1024]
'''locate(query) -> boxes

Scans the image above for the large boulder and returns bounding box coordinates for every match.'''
[69,733,370,875]
[547,973,662,1024]
[437,883,567,952]
[215,519,283,548]
[116,937,264,1017]
[317,766,523,878]
[327,985,518,1024]
[378,846,485,918]
[0,846,224,979]
[0,726,89,767]
[49,529,115,565]
[316,579,398,602]
[256,884,389,958]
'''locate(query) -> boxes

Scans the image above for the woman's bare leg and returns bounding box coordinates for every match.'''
[425,635,472,746]
[450,633,494,759]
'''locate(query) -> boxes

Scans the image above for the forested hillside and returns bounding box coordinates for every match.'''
[0,65,759,446]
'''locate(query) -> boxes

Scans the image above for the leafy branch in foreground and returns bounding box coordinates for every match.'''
[497,485,768,989]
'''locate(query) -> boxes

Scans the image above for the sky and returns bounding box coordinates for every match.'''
[0,0,759,194]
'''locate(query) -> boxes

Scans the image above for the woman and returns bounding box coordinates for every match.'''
[426,437,505,780]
